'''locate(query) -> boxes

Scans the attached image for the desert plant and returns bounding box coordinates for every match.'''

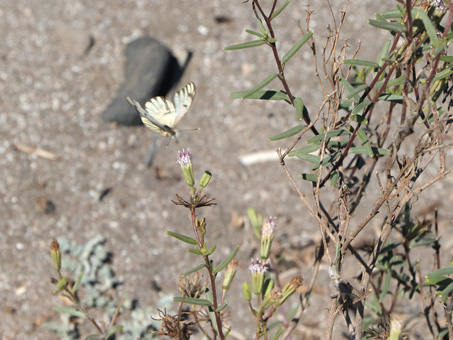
[49,0,453,339]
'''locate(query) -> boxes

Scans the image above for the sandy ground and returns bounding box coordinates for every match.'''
[2,0,453,339]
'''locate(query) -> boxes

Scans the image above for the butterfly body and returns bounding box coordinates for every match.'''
[126,82,196,138]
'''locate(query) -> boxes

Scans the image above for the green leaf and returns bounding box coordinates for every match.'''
[105,325,124,339]
[271,327,284,340]
[288,143,320,157]
[294,97,304,121]
[71,271,84,295]
[184,263,206,276]
[54,306,87,319]
[167,231,197,245]
[269,125,304,141]
[257,18,267,35]
[281,31,313,65]
[330,170,339,187]
[339,77,358,100]
[368,19,406,32]
[240,73,279,98]
[351,99,372,116]
[356,128,373,156]
[379,273,391,303]
[294,153,320,165]
[203,244,217,256]
[378,39,391,67]
[300,173,318,182]
[350,146,388,156]
[173,296,213,306]
[440,56,453,62]
[216,301,229,312]
[438,281,453,302]
[230,89,289,101]
[380,9,405,19]
[343,59,380,68]
[345,84,368,100]
[349,114,369,124]
[315,151,341,169]
[224,39,266,50]
[214,246,239,274]
[188,248,203,255]
[433,68,453,81]
[245,29,264,38]
[416,8,439,46]
[379,93,403,103]
[307,129,351,143]
[426,267,453,280]
[271,0,290,19]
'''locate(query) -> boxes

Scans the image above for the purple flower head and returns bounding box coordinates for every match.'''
[249,258,268,274]
[177,148,192,167]
[262,216,277,239]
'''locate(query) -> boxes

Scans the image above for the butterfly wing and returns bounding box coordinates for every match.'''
[144,96,177,136]
[126,82,196,138]
[172,82,196,127]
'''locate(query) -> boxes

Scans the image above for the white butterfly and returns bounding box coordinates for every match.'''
[126,82,196,139]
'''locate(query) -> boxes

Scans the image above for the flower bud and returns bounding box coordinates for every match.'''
[199,171,212,189]
[177,149,194,188]
[249,258,268,295]
[222,258,238,292]
[50,239,61,272]
[279,275,303,305]
[242,281,252,301]
[260,216,276,260]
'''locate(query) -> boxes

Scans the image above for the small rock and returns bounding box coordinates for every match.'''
[101,36,184,126]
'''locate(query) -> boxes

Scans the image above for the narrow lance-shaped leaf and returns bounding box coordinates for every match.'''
[350,146,388,156]
[224,39,266,50]
[230,89,289,101]
[307,129,351,143]
[257,18,267,35]
[216,301,229,312]
[188,248,203,255]
[214,246,239,274]
[295,153,320,164]
[269,125,304,141]
[416,8,439,46]
[105,325,124,339]
[167,231,197,245]
[271,0,290,19]
[343,59,380,68]
[439,281,453,303]
[71,271,84,294]
[378,39,391,67]
[271,327,284,340]
[433,68,453,81]
[426,267,453,280]
[173,296,212,306]
[351,99,372,116]
[340,77,360,101]
[356,128,373,157]
[287,143,320,157]
[294,97,304,121]
[300,173,318,182]
[240,73,278,98]
[368,19,406,32]
[281,31,313,65]
[346,84,368,100]
[54,306,87,319]
[184,263,206,276]
[330,170,339,187]
[245,29,264,38]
